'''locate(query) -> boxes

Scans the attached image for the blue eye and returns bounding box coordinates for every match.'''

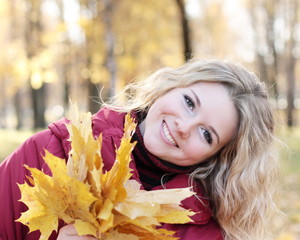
[201,127,212,144]
[184,94,195,111]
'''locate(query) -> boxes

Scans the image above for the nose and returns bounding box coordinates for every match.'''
[175,118,192,139]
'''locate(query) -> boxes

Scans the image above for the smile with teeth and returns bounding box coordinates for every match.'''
[162,121,178,147]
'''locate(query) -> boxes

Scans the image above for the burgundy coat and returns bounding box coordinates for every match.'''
[0,108,223,240]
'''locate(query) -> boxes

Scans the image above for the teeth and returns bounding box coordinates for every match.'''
[162,122,177,146]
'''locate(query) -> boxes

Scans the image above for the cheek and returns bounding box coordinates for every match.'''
[184,143,216,163]
[184,144,204,161]
[143,130,160,155]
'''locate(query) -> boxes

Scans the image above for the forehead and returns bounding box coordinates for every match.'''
[190,81,231,97]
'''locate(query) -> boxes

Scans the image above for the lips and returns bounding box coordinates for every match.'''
[162,121,178,147]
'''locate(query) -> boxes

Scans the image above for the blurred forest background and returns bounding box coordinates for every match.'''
[0,0,299,239]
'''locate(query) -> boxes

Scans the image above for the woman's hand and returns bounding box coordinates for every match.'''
[57,224,98,240]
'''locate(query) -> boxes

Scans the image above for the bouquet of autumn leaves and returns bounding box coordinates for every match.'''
[17,106,195,240]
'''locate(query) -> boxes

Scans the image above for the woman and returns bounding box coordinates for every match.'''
[0,59,281,240]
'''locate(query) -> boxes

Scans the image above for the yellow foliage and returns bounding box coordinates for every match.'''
[17,105,195,239]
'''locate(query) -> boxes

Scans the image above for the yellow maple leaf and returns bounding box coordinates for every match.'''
[18,105,195,240]
[17,152,98,240]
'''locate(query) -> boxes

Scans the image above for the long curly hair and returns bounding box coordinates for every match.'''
[106,58,282,239]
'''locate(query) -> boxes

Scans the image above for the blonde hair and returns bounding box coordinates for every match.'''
[107,58,282,239]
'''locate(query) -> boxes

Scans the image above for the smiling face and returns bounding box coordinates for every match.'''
[139,82,238,166]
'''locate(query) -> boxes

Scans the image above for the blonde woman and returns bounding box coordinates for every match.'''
[0,59,281,240]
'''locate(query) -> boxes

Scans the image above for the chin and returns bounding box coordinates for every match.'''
[163,159,191,167]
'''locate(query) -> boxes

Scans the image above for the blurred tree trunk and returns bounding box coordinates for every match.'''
[285,0,298,127]
[249,2,269,85]
[286,51,296,127]
[102,0,117,98]
[264,0,279,100]
[175,0,192,61]
[56,0,71,110]
[83,34,104,114]
[86,51,101,114]
[79,0,100,114]
[25,0,46,129]
[31,84,46,128]
[61,41,72,111]
[9,0,23,129]
[14,91,23,129]
[248,0,279,100]
[0,77,7,128]
[79,0,116,113]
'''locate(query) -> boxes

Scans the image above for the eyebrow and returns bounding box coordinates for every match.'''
[190,89,220,145]
[190,89,201,106]
[208,126,220,145]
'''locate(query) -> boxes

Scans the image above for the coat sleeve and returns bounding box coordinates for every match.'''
[0,129,66,240]
[162,218,223,240]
